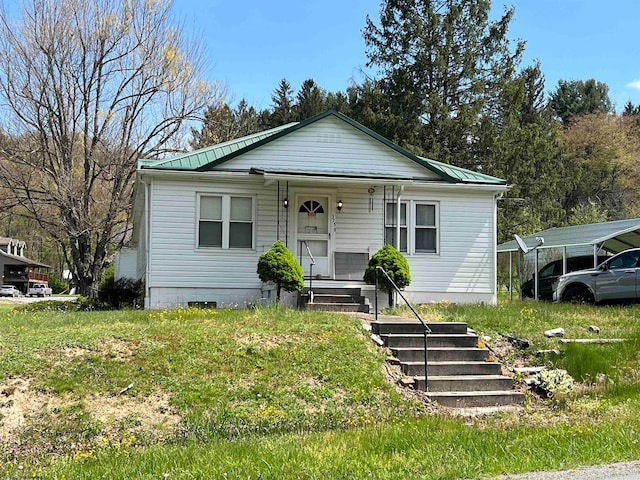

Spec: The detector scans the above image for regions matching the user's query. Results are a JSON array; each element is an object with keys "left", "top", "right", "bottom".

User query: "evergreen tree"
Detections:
[
  {"left": 485, "top": 64, "right": 565, "bottom": 242},
  {"left": 191, "top": 99, "right": 264, "bottom": 149},
  {"left": 295, "top": 79, "right": 326, "bottom": 121},
  {"left": 269, "top": 78, "right": 295, "bottom": 127},
  {"left": 363, "top": 0, "right": 524, "bottom": 166},
  {"left": 549, "top": 79, "right": 613, "bottom": 125}
]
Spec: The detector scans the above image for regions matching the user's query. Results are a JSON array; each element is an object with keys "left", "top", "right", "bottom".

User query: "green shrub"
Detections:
[
  {"left": 257, "top": 241, "right": 304, "bottom": 302},
  {"left": 531, "top": 368, "right": 574, "bottom": 398},
  {"left": 47, "top": 273, "right": 70, "bottom": 294},
  {"left": 364, "top": 244, "right": 411, "bottom": 307}
]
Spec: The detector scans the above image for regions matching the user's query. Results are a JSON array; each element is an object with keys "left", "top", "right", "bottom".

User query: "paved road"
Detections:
[
  {"left": 487, "top": 461, "right": 640, "bottom": 479},
  {"left": 0, "top": 295, "right": 76, "bottom": 305}
]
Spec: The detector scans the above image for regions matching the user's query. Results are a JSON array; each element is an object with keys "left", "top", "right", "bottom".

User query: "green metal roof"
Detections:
[
  {"left": 498, "top": 218, "right": 640, "bottom": 254},
  {"left": 417, "top": 156, "right": 506, "bottom": 185},
  {"left": 139, "top": 110, "right": 507, "bottom": 186},
  {"left": 138, "top": 122, "right": 296, "bottom": 171}
]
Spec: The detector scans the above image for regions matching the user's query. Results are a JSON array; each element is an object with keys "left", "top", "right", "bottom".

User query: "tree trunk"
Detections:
[{"left": 388, "top": 289, "right": 394, "bottom": 308}]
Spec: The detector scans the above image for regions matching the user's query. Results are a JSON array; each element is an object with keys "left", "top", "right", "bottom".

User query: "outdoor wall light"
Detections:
[
  {"left": 337, "top": 199, "right": 343, "bottom": 212},
  {"left": 283, "top": 198, "right": 289, "bottom": 209}
]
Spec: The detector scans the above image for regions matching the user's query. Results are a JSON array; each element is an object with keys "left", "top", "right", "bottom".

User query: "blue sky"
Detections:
[{"left": 172, "top": 0, "right": 640, "bottom": 112}]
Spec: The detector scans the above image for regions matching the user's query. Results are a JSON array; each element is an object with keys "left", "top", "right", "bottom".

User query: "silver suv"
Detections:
[{"left": 553, "top": 248, "right": 640, "bottom": 303}]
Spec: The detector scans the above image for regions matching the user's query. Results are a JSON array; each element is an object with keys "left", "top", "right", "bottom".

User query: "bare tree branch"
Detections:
[{"left": 0, "top": 0, "right": 218, "bottom": 296}]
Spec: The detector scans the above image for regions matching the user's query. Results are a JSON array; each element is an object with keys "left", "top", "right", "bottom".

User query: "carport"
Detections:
[{"left": 498, "top": 218, "right": 640, "bottom": 300}]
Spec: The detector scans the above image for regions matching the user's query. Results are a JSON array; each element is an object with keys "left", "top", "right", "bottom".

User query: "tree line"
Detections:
[{"left": 1, "top": 0, "right": 639, "bottom": 295}]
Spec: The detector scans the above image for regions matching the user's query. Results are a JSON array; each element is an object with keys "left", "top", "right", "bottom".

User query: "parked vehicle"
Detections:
[
  {"left": 553, "top": 248, "right": 640, "bottom": 303},
  {"left": 522, "top": 255, "right": 609, "bottom": 301},
  {"left": 28, "top": 283, "right": 52, "bottom": 297},
  {"left": 0, "top": 285, "right": 21, "bottom": 297}
]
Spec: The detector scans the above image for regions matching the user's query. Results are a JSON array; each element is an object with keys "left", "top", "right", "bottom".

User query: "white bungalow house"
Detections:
[{"left": 123, "top": 110, "right": 508, "bottom": 309}]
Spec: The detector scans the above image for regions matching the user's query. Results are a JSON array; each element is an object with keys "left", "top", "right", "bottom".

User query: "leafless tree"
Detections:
[{"left": 0, "top": 0, "right": 217, "bottom": 296}]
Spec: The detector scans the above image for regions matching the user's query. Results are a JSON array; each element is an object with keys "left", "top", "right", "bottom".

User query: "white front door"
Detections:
[{"left": 296, "top": 195, "right": 331, "bottom": 277}]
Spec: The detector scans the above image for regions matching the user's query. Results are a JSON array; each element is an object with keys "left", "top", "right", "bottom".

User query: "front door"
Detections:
[{"left": 296, "top": 195, "right": 331, "bottom": 278}]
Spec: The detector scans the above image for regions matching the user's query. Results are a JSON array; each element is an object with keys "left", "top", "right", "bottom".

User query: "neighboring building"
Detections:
[
  {"left": 121, "top": 110, "right": 508, "bottom": 309},
  {"left": 0, "top": 237, "right": 50, "bottom": 294}
]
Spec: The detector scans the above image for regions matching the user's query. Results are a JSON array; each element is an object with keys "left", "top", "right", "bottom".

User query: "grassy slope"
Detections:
[{"left": 0, "top": 301, "right": 639, "bottom": 478}]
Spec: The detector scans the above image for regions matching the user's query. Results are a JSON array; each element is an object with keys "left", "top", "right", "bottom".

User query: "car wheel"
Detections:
[{"left": 562, "top": 285, "right": 594, "bottom": 304}]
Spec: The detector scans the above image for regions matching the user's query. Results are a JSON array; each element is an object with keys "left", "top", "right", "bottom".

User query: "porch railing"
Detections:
[
  {"left": 299, "top": 240, "right": 316, "bottom": 303},
  {"left": 374, "top": 266, "right": 431, "bottom": 391}
]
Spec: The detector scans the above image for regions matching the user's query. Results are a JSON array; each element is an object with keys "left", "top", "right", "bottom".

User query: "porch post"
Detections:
[
  {"left": 396, "top": 186, "right": 404, "bottom": 250},
  {"left": 285, "top": 181, "right": 289, "bottom": 247},
  {"left": 277, "top": 181, "right": 281, "bottom": 242}
]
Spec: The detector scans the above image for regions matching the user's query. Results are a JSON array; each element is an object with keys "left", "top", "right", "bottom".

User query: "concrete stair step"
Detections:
[
  {"left": 391, "top": 347, "right": 489, "bottom": 362},
  {"left": 372, "top": 321, "right": 468, "bottom": 335},
  {"left": 305, "top": 302, "right": 369, "bottom": 313},
  {"left": 415, "top": 374, "right": 514, "bottom": 392},
  {"left": 312, "top": 294, "right": 367, "bottom": 304},
  {"left": 303, "top": 287, "right": 363, "bottom": 296},
  {"left": 382, "top": 333, "right": 478, "bottom": 348},
  {"left": 402, "top": 361, "right": 502, "bottom": 377},
  {"left": 425, "top": 390, "right": 525, "bottom": 408}
]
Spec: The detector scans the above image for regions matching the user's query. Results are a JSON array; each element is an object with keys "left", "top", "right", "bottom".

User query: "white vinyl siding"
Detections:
[
  {"left": 401, "top": 190, "right": 494, "bottom": 295},
  {"left": 220, "top": 116, "right": 440, "bottom": 180}
]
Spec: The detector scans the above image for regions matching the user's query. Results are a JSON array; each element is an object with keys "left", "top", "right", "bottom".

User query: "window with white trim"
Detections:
[
  {"left": 385, "top": 202, "right": 407, "bottom": 252},
  {"left": 198, "top": 194, "right": 254, "bottom": 249},
  {"left": 414, "top": 203, "right": 438, "bottom": 253}
]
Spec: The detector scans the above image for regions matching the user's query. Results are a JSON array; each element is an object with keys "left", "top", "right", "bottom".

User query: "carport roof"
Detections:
[{"left": 497, "top": 218, "right": 640, "bottom": 254}]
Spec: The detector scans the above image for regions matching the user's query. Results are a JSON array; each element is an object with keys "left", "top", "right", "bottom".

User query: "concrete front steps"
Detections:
[
  {"left": 371, "top": 319, "right": 524, "bottom": 408},
  {"left": 301, "top": 287, "right": 370, "bottom": 313}
]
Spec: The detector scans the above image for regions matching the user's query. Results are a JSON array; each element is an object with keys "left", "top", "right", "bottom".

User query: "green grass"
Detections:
[{"left": 1, "top": 300, "right": 640, "bottom": 478}]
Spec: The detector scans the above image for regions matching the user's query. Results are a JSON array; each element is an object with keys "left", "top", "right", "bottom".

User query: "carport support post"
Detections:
[
  {"left": 534, "top": 249, "right": 539, "bottom": 301},
  {"left": 518, "top": 251, "right": 523, "bottom": 300},
  {"left": 509, "top": 251, "right": 513, "bottom": 301}
]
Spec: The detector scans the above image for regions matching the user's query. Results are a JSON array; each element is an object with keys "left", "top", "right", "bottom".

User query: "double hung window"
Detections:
[
  {"left": 385, "top": 201, "right": 438, "bottom": 254},
  {"left": 198, "top": 195, "right": 253, "bottom": 249},
  {"left": 385, "top": 202, "right": 407, "bottom": 252}
]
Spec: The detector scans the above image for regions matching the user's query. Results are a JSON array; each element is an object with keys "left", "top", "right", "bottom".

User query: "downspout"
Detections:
[
  {"left": 493, "top": 192, "right": 502, "bottom": 304},
  {"left": 141, "top": 177, "right": 151, "bottom": 309}
]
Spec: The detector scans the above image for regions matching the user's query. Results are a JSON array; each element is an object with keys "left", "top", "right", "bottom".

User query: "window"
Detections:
[
  {"left": 608, "top": 250, "right": 640, "bottom": 269},
  {"left": 199, "top": 196, "right": 222, "bottom": 247},
  {"left": 385, "top": 201, "right": 439, "bottom": 254},
  {"left": 415, "top": 203, "right": 437, "bottom": 253},
  {"left": 198, "top": 194, "right": 253, "bottom": 249},
  {"left": 385, "top": 202, "right": 407, "bottom": 252}
]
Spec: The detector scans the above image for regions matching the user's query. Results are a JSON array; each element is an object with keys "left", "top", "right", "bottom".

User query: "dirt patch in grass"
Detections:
[
  {"left": 0, "top": 378, "right": 55, "bottom": 443},
  {"left": 86, "top": 391, "right": 181, "bottom": 438},
  {"left": 94, "top": 337, "right": 138, "bottom": 360},
  {"left": 0, "top": 377, "right": 180, "bottom": 456}
]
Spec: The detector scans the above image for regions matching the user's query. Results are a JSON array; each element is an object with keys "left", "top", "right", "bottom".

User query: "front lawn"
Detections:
[{"left": 0, "top": 300, "right": 639, "bottom": 478}]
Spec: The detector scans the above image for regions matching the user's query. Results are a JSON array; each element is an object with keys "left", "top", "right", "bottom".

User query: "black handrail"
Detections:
[
  {"left": 299, "top": 240, "right": 316, "bottom": 303},
  {"left": 374, "top": 266, "right": 431, "bottom": 391}
]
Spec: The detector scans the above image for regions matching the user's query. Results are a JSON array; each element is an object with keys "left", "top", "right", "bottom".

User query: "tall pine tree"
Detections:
[{"left": 363, "top": 0, "right": 524, "bottom": 167}]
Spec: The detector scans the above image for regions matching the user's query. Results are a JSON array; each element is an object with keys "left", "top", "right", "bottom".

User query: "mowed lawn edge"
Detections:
[{"left": 0, "top": 301, "right": 639, "bottom": 478}]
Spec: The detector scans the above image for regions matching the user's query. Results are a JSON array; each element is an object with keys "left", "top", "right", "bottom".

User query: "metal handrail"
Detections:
[
  {"left": 374, "top": 266, "right": 431, "bottom": 391},
  {"left": 299, "top": 241, "right": 316, "bottom": 303}
]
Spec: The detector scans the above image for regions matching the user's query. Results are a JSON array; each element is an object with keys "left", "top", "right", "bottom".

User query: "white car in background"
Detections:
[{"left": 0, "top": 285, "right": 21, "bottom": 297}]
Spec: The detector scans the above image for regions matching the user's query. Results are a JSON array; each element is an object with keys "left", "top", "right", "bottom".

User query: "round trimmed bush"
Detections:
[
  {"left": 364, "top": 244, "right": 411, "bottom": 307},
  {"left": 257, "top": 241, "right": 304, "bottom": 302}
]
